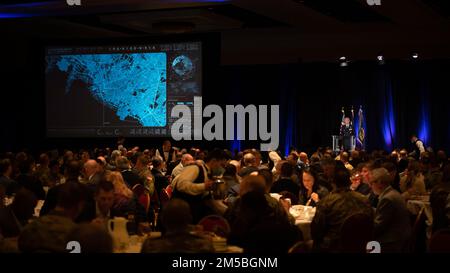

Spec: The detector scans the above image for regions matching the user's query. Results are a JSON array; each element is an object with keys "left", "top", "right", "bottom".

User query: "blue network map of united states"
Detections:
[{"left": 47, "top": 53, "right": 167, "bottom": 127}]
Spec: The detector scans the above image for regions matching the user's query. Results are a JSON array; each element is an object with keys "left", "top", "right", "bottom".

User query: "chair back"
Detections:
[
  {"left": 409, "top": 207, "right": 427, "bottom": 253},
  {"left": 339, "top": 212, "right": 374, "bottom": 253},
  {"left": 288, "top": 241, "right": 311, "bottom": 253},
  {"left": 159, "top": 186, "right": 171, "bottom": 209},
  {"left": 132, "top": 184, "right": 150, "bottom": 213},
  {"left": 198, "top": 215, "right": 231, "bottom": 238}
]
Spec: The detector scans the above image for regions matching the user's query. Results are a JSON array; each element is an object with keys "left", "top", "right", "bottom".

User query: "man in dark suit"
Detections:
[
  {"left": 81, "top": 160, "right": 103, "bottom": 185},
  {"left": 116, "top": 156, "right": 142, "bottom": 189},
  {"left": 15, "top": 159, "right": 46, "bottom": 200},
  {"left": 81, "top": 180, "right": 120, "bottom": 223},
  {"left": 151, "top": 159, "right": 169, "bottom": 205},
  {"left": 40, "top": 160, "right": 95, "bottom": 223},
  {"left": 370, "top": 168, "right": 412, "bottom": 253}
]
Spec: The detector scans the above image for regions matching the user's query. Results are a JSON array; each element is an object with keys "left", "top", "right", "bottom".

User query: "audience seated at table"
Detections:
[
  {"left": 18, "top": 182, "right": 85, "bottom": 252},
  {"left": 104, "top": 171, "right": 148, "bottom": 224},
  {"left": 0, "top": 188, "right": 37, "bottom": 238},
  {"left": 40, "top": 160, "right": 95, "bottom": 223},
  {"left": 430, "top": 164, "right": 450, "bottom": 233},
  {"left": 311, "top": 168, "right": 373, "bottom": 252},
  {"left": 0, "top": 158, "right": 18, "bottom": 197},
  {"left": 421, "top": 152, "right": 444, "bottom": 191},
  {"left": 239, "top": 152, "right": 260, "bottom": 177},
  {"left": 371, "top": 168, "right": 412, "bottom": 253},
  {"left": 400, "top": 160, "right": 426, "bottom": 200},
  {"left": 270, "top": 161, "right": 300, "bottom": 198},
  {"left": 222, "top": 163, "right": 240, "bottom": 196},
  {"left": 349, "top": 169, "right": 371, "bottom": 195},
  {"left": 227, "top": 175, "right": 301, "bottom": 253},
  {"left": 171, "top": 149, "right": 228, "bottom": 224},
  {"left": 1, "top": 142, "right": 449, "bottom": 253},
  {"left": 141, "top": 198, "right": 213, "bottom": 253},
  {"left": 66, "top": 223, "right": 113, "bottom": 253},
  {"left": 116, "top": 156, "right": 143, "bottom": 189},
  {"left": 133, "top": 153, "right": 155, "bottom": 195},
  {"left": 15, "top": 159, "right": 46, "bottom": 200},
  {"left": 382, "top": 161, "right": 401, "bottom": 192},
  {"left": 82, "top": 180, "right": 121, "bottom": 223},
  {"left": 298, "top": 169, "right": 329, "bottom": 207}
]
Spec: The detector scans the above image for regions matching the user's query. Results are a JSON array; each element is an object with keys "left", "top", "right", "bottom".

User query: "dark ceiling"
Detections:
[{"left": 1, "top": 0, "right": 450, "bottom": 64}]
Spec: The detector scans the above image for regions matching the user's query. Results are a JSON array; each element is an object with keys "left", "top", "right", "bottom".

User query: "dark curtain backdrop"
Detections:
[
  {"left": 1, "top": 52, "right": 449, "bottom": 155},
  {"left": 212, "top": 61, "right": 450, "bottom": 155}
]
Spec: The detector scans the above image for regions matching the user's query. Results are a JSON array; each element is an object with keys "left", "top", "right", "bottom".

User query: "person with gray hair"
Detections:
[
  {"left": 369, "top": 168, "right": 412, "bottom": 253},
  {"left": 116, "top": 156, "right": 142, "bottom": 188},
  {"left": 81, "top": 159, "right": 101, "bottom": 185}
]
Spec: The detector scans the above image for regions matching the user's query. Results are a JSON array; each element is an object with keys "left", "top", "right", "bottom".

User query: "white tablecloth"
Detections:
[
  {"left": 407, "top": 198, "right": 433, "bottom": 239},
  {"left": 407, "top": 199, "right": 432, "bottom": 223},
  {"left": 290, "top": 205, "right": 315, "bottom": 241}
]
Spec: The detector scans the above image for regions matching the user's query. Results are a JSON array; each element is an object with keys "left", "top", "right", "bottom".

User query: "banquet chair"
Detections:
[
  {"left": 198, "top": 215, "right": 231, "bottom": 238},
  {"left": 159, "top": 187, "right": 171, "bottom": 209},
  {"left": 429, "top": 228, "right": 450, "bottom": 253},
  {"left": 132, "top": 184, "right": 150, "bottom": 213},
  {"left": 338, "top": 212, "right": 374, "bottom": 253},
  {"left": 409, "top": 207, "right": 427, "bottom": 253},
  {"left": 165, "top": 184, "right": 173, "bottom": 198},
  {"left": 288, "top": 240, "right": 312, "bottom": 253}
]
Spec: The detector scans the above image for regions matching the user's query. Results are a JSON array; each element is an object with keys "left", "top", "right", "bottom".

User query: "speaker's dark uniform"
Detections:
[{"left": 340, "top": 124, "right": 354, "bottom": 151}]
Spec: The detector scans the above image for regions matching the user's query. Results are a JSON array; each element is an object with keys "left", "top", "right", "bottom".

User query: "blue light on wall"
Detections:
[
  {"left": 0, "top": 1, "right": 48, "bottom": 18},
  {"left": 284, "top": 115, "right": 294, "bottom": 157},
  {"left": 0, "top": 13, "right": 33, "bottom": 18},
  {"left": 381, "top": 81, "right": 396, "bottom": 151},
  {"left": 230, "top": 140, "right": 241, "bottom": 154},
  {"left": 418, "top": 84, "right": 430, "bottom": 146}
]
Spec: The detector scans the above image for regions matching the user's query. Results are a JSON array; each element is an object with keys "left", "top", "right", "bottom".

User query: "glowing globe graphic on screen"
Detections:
[{"left": 172, "top": 55, "right": 193, "bottom": 77}]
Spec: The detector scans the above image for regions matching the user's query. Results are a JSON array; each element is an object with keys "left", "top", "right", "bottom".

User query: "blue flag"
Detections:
[{"left": 356, "top": 106, "right": 366, "bottom": 150}]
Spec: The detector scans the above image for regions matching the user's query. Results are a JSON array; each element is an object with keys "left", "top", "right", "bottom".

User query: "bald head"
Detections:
[
  {"left": 243, "top": 153, "right": 256, "bottom": 167},
  {"left": 341, "top": 152, "right": 349, "bottom": 162},
  {"left": 299, "top": 152, "right": 308, "bottom": 163},
  {"left": 228, "top": 160, "right": 241, "bottom": 173},
  {"left": 97, "top": 156, "right": 106, "bottom": 165},
  {"left": 84, "top": 160, "right": 98, "bottom": 178},
  {"left": 181, "top": 154, "right": 194, "bottom": 166}
]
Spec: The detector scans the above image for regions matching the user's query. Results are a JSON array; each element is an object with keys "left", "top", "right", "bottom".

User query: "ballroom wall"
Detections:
[{"left": 1, "top": 38, "right": 449, "bottom": 155}]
